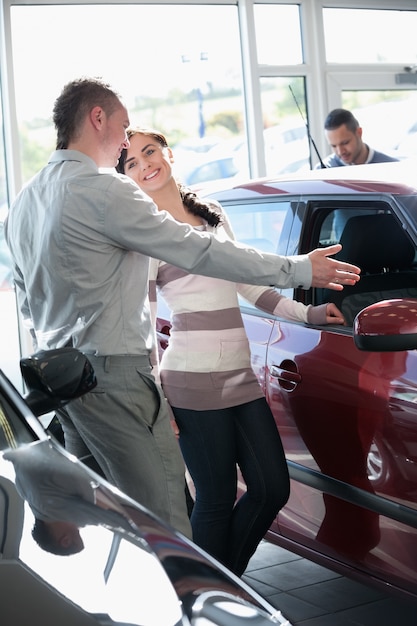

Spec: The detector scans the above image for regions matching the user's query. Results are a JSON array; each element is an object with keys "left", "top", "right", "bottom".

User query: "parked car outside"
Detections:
[
  {"left": 172, "top": 121, "right": 311, "bottom": 188},
  {"left": 180, "top": 154, "right": 241, "bottom": 187},
  {"left": 156, "top": 159, "right": 417, "bottom": 602},
  {"left": 0, "top": 347, "right": 292, "bottom": 625},
  {"left": 262, "top": 122, "right": 310, "bottom": 176},
  {"left": 171, "top": 137, "right": 242, "bottom": 187}
]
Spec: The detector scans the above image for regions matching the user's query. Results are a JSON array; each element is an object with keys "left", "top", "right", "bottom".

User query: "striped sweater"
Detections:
[{"left": 149, "top": 204, "right": 328, "bottom": 411}]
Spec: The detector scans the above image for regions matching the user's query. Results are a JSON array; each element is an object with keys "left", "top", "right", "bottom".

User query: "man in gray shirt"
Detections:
[{"left": 5, "top": 78, "right": 360, "bottom": 538}]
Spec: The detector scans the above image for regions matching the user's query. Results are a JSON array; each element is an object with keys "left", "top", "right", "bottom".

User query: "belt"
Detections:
[{"left": 84, "top": 354, "right": 151, "bottom": 371}]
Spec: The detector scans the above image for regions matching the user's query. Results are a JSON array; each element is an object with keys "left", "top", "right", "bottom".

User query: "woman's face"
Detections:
[{"left": 122, "top": 133, "right": 174, "bottom": 194}]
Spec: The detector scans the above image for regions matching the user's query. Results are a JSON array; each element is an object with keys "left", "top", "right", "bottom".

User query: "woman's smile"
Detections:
[{"left": 144, "top": 168, "right": 160, "bottom": 181}]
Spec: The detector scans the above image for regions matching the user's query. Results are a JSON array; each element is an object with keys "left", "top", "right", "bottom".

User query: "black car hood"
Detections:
[{"left": 0, "top": 437, "right": 289, "bottom": 626}]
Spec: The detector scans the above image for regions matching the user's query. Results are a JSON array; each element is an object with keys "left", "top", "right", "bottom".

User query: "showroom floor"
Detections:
[{"left": 243, "top": 540, "right": 417, "bottom": 625}]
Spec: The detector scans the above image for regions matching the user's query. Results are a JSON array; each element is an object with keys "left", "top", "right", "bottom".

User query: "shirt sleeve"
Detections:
[
  {"left": 220, "top": 207, "right": 330, "bottom": 325},
  {"left": 12, "top": 264, "right": 38, "bottom": 347},
  {"left": 105, "top": 174, "right": 312, "bottom": 290},
  {"left": 219, "top": 207, "right": 310, "bottom": 323}
]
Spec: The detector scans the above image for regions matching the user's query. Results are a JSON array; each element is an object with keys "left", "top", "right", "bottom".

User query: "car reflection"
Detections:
[
  {"left": 4, "top": 443, "right": 139, "bottom": 555},
  {"left": 1, "top": 436, "right": 289, "bottom": 625},
  {"left": 281, "top": 332, "right": 408, "bottom": 559}
]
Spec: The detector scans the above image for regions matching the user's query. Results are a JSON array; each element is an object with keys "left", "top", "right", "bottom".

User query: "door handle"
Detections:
[{"left": 270, "top": 361, "right": 301, "bottom": 391}]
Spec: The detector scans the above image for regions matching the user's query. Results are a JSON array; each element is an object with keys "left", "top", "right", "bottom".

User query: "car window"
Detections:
[
  {"left": 319, "top": 207, "right": 387, "bottom": 246},
  {"left": 312, "top": 204, "right": 417, "bottom": 325},
  {"left": 224, "top": 200, "right": 295, "bottom": 255},
  {"left": 222, "top": 199, "right": 297, "bottom": 310}
]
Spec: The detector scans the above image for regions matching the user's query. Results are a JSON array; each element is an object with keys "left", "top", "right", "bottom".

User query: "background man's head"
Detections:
[{"left": 324, "top": 108, "right": 366, "bottom": 165}]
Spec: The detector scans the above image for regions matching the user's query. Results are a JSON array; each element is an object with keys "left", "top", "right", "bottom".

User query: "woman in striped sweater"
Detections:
[{"left": 117, "top": 128, "right": 345, "bottom": 575}]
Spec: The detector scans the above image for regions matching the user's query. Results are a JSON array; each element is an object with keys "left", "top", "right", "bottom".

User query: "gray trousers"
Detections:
[{"left": 57, "top": 354, "right": 191, "bottom": 538}]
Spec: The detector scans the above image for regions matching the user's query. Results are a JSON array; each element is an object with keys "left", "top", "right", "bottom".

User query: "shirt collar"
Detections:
[
  {"left": 365, "top": 146, "right": 374, "bottom": 164},
  {"left": 48, "top": 149, "right": 99, "bottom": 171}
]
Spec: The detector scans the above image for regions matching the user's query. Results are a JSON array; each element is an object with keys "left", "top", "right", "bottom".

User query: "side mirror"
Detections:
[
  {"left": 20, "top": 348, "right": 97, "bottom": 416},
  {"left": 353, "top": 298, "right": 417, "bottom": 352}
]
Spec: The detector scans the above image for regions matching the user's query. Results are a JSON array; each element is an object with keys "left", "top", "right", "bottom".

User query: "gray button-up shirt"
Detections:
[{"left": 5, "top": 150, "right": 311, "bottom": 356}]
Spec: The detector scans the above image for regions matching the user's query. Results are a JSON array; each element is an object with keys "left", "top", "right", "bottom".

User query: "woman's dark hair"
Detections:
[
  {"left": 116, "top": 127, "right": 223, "bottom": 228},
  {"left": 53, "top": 77, "right": 122, "bottom": 150}
]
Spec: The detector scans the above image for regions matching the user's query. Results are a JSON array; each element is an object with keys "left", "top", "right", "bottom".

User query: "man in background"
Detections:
[{"left": 318, "top": 108, "right": 399, "bottom": 168}]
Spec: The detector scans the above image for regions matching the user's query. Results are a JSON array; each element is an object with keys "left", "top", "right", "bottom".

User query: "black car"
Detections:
[{"left": 0, "top": 347, "right": 291, "bottom": 625}]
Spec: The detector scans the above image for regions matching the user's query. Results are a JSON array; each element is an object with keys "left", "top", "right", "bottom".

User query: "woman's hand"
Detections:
[
  {"left": 170, "top": 417, "right": 180, "bottom": 439},
  {"left": 325, "top": 302, "right": 346, "bottom": 325}
]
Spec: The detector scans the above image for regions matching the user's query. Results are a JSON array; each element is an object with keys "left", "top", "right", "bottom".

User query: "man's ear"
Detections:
[
  {"left": 59, "top": 531, "right": 73, "bottom": 548},
  {"left": 90, "top": 106, "right": 104, "bottom": 131}
]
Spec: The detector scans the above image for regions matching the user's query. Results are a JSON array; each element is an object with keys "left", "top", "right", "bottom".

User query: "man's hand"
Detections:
[{"left": 309, "top": 244, "right": 360, "bottom": 290}]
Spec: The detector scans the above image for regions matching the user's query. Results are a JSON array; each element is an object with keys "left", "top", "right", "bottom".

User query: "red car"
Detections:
[{"left": 156, "top": 160, "right": 417, "bottom": 602}]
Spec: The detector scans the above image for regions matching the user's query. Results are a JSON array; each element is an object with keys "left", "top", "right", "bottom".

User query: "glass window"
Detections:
[
  {"left": 323, "top": 8, "right": 417, "bottom": 64},
  {"left": 254, "top": 4, "right": 303, "bottom": 65},
  {"left": 260, "top": 76, "right": 311, "bottom": 176},
  {"left": 223, "top": 200, "right": 292, "bottom": 254},
  {"left": 223, "top": 199, "right": 296, "bottom": 307},
  {"left": 0, "top": 146, "right": 11, "bottom": 289},
  {"left": 340, "top": 91, "right": 417, "bottom": 157},
  {"left": 10, "top": 4, "right": 245, "bottom": 186},
  {"left": 0, "top": 86, "right": 21, "bottom": 388},
  {"left": 0, "top": 111, "right": 7, "bottom": 216},
  {"left": 183, "top": 156, "right": 240, "bottom": 186}
]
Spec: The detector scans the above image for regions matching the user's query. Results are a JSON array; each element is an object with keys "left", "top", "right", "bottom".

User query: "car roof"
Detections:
[{"left": 199, "top": 158, "right": 417, "bottom": 200}]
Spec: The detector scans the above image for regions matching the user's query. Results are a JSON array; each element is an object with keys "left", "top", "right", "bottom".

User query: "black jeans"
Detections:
[{"left": 173, "top": 397, "right": 290, "bottom": 576}]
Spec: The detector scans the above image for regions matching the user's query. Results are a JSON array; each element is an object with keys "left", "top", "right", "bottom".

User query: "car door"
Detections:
[
  {"left": 225, "top": 194, "right": 417, "bottom": 598},
  {"left": 274, "top": 198, "right": 417, "bottom": 593}
]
